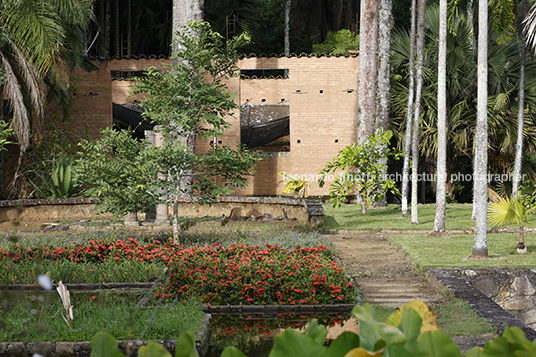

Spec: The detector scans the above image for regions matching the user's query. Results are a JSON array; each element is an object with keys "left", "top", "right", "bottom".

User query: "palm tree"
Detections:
[
  {"left": 411, "top": 0, "right": 426, "bottom": 224},
  {"left": 513, "top": 0, "right": 529, "bottom": 197},
  {"left": 392, "top": 6, "right": 536, "bottom": 206},
  {"left": 472, "top": 0, "right": 488, "bottom": 258},
  {"left": 489, "top": 195, "right": 533, "bottom": 252},
  {"left": 357, "top": 0, "right": 378, "bottom": 145},
  {"left": 400, "top": 0, "right": 417, "bottom": 218},
  {"left": 433, "top": 0, "right": 448, "bottom": 232},
  {"left": 0, "top": 0, "right": 93, "bottom": 152}
]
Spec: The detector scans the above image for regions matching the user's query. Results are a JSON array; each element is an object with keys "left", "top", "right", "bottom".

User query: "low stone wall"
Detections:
[
  {"left": 430, "top": 268, "right": 536, "bottom": 338},
  {"left": 169, "top": 196, "right": 324, "bottom": 226},
  {"left": 0, "top": 198, "right": 114, "bottom": 222},
  {"left": 0, "top": 197, "right": 324, "bottom": 226},
  {"left": 460, "top": 268, "right": 536, "bottom": 330}
]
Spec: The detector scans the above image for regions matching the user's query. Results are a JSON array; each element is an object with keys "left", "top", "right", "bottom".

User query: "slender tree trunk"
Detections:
[
  {"left": 401, "top": 0, "right": 417, "bottom": 218},
  {"left": 357, "top": 0, "right": 379, "bottom": 145},
  {"left": 376, "top": 0, "right": 392, "bottom": 132},
  {"left": 172, "top": 0, "right": 203, "bottom": 62},
  {"left": 375, "top": 0, "right": 393, "bottom": 208},
  {"left": 434, "top": 0, "right": 448, "bottom": 232},
  {"left": 513, "top": 0, "right": 528, "bottom": 198},
  {"left": 411, "top": 0, "right": 426, "bottom": 224},
  {"left": 114, "top": 0, "right": 120, "bottom": 58},
  {"left": 127, "top": 0, "right": 131, "bottom": 56},
  {"left": 104, "top": 0, "right": 111, "bottom": 59},
  {"left": 472, "top": 0, "right": 488, "bottom": 258},
  {"left": 285, "top": 0, "right": 291, "bottom": 56}
]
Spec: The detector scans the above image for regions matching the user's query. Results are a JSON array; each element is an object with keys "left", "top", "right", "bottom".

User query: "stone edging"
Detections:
[
  {"left": 203, "top": 304, "right": 356, "bottom": 315},
  {"left": 4, "top": 283, "right": 155, "bottom": 291},
  {"left": 0, "top": 198, "right": 97, "bottom": 207},
  {"left": 0, "top": 314, "right": 211, "bottom": 357},
  {"left": 429, "top": 268, "right": 536, "bottom": 340}
]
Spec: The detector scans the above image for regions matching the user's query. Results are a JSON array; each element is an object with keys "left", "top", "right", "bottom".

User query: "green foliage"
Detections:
[
  {"left": 28, "top": 154, "right": 83, "bottom": 198},
  {"left": 130, "top": 21, "right": 249, "bottom": 140},
  {"left": 0, "top": 120, "right": 14, "bottom": 150},
  {"left": 488, "top": 191, "right": 536, "bottom": 249},
  {"left": 75, "top": 128, "right": 161, "bottom": 219},
  {"left": 86, "top": 299, "right": 530, "bottom": 357},
  {"left": 128, "top": 21, "right": 261, "bottom": 237},
  {"left": 312, "top": 29, "right": 359, "bottom": 55},
  {"left": 319, "top": 131, "right": 402, "bottom": 213},
  {"left": 278, "top": 172, "right": 310, "bottom": 197}
]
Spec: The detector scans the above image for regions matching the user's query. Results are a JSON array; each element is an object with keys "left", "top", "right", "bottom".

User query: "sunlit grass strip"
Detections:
[
  {"left": 323, "top": 203, "right": 477, "bottom": 231},
  {"left": 390, "top": 233, "right": 536, "bottom": 268}
]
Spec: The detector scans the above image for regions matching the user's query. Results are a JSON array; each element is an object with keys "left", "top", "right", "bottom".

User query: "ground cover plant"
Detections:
[
  {"left": 0, "top": 227, "right": 357, "bottom": 307},
  {"left": 0, "top": 290, "right": 204, "bottom": 342}
]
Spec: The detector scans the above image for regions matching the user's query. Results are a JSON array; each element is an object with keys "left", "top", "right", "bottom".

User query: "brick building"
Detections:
[{"left": 68, "top": 54, "right": 359, "bottom": 196}]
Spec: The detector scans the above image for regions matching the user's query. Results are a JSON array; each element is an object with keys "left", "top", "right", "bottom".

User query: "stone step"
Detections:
[
  {"left": 365, "top": 297, "right": 429, "bottom": 307},
  {"left": 356, "top": 282, "right": 424, "bottom": 288},
  {"left": 359, "top": 287, "right": 423, "bottom": 294}
]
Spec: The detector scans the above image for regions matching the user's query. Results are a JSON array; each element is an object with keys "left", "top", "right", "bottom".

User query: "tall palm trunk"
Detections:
[
  {"left": 357, "top": 0, "right": 379, "bottom": 145},
  {"left": 472, "top": 0, "right": 488, "bottom": 258},
  {"left": 513, "top": 0, "right": 528, "bottom": 198},
  {"left": 169, "top": 0, "right": 204, "bottom": 241},
  {"left": 433, "top": 0, "right": 448, "bottom": 232},
  {"left": 285, "top": 0, "right": 291, "bottom": 56},
  {"left": 376, "top": 0, "right": 393, "bottom": 206},
  {"left": 401, "top": 0, "right": 417, "bottom": 218},
  {"left": 411, "top": 0, "right": 426, "bottom": 224}
]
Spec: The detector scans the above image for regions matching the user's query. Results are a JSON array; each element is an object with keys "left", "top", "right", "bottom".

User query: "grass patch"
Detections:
[
  {"left": 371, "top": 299, "right": 496, "bottom": 339},
  {"left": 0, "top": 290, "right": 204, "bottom": 342},
  {"left": 433, "top": 299, "right": 497, "bottom": 337},
  {"left": 323, "top": 203, "right": 476, "bottom": 231},
  {"left": 390, "top": 233, "right": 536, "bottom": 268},
  {"left": 0, "top": 259, "right": 166, "bottom": 284}
]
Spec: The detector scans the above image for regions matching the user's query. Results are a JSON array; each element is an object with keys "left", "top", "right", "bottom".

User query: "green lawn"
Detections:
[
  {"left": 390, "top": 232, "right": 536, "bottom": 269},
  {"left": 0, "top": 291, "right": 204, "bottom": 342},
  {"left": 323, "top": 203, "right": 477, "bottom": 231}
]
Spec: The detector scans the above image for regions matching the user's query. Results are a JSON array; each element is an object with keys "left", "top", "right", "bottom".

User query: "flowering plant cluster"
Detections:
[
  {"left": 0, "top": 238, "right": 178, "bottom": 264},
  {"left": 1, "top": 239, "right": 357, "bottom": 306},
  {"left": 159, "top": 243, "right": 357, "bottom": 305}
]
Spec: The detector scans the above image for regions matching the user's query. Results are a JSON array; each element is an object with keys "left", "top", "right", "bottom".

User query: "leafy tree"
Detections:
[
  {"left": 319, "top": 131, "right": 401, "bottom": 214},
  {"left": 311, "top": 29, "right": 359, "bottom": 55},
  {"left": 76, "top": 128, "right": 161, "bottom": 222},
  {"left": 130, "top": 21, "right": 261, "bottom": 240}
]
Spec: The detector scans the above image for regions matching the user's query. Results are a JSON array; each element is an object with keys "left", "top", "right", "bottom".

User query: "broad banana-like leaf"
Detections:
[
  {"left": 175, "top": 331, "right": 199, "bottom": 357},
  {"left": 344, "top": 347, "right": 383, "bottom": 357},
  {"left": 413, "top": 331, "right": 462, "bottom": 357},
  {"left": 304, "top": 319, "right": 328, "bottom": 346},
  {"left": 328, "top": 331, "right": 360, "bottom": 357},
  {"left": 385, "top": 301, "right": 439, "bottom": 335},
  {"left": 138, "top": 341, "right": 172, "bottom": 357},
  {"left": 351, "top": 305, "right": 406, "bottom": 352},
  {"left": 269, "top": 328, "right": 330, "bottom": 357},
  {"left": 220, "top": 347, "right": 248, "bottom": 357},
  {"left": 89, "top": 331, "right": 123, "bottom": 357},
  {"left": 502, "top": 326, "right": 536, "bottom": 354},
  {"left": 464, "top": 347, "right": 484, "bottom": 357}
]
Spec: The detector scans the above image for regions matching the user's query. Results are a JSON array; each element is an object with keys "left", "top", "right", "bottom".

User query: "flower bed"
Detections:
[
  {"left": 0, "top": 238, "right": 358, "bottom": 306},
  {"left": 160, "top": 243, "right": 357, "bottom": 306}
]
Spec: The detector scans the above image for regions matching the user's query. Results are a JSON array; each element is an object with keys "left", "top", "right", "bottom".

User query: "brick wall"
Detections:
[{"left": 67, "top": 55, "right": 359, "bottom": 196}]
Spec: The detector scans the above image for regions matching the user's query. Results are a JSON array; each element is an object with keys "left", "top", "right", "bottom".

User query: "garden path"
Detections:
[{"left": 329, "top": 232, "right": 446, "bottom": 308}]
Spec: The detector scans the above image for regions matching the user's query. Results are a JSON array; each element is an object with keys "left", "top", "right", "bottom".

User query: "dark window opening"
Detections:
[
  {"left": 240, "top": 69, "right": 289, "bottom": 79},
  {"left": 111, "top": 70, "right": 149, "bottom": 80}
]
